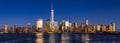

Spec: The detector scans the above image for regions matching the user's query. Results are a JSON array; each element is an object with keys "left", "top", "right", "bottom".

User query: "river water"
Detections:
[{"left": 0, "top": 33, "right": 120, "bottom": 43}]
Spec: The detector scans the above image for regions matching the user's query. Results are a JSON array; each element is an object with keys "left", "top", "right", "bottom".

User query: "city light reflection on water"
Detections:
[
  {"left": 35, "top": 33, "right": 43, "bottom": 43},
  {"left": 81, "top": 34, "right": 90, "bottom": 43},
  {"left": 1, "top": 34, "right": 120, "bottom": 43}
]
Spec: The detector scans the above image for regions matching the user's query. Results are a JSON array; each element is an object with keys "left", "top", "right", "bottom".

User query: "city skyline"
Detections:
[{"left": 0, "top": 0, "right": 120, "bottom": 31}]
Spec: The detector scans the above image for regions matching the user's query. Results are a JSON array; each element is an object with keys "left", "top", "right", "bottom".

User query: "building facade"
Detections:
[{"left": 37, "top": 19, "right": 43, "bottom": 29}]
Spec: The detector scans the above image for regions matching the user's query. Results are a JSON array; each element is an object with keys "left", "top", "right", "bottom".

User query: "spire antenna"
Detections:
[{"left": 51, "top": 2, "right": 53, "bottom": 10}]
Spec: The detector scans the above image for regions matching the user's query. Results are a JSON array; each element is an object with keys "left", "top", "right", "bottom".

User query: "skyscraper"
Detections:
[
  {"left": 4, "top": 24, "right": 9, "bottom": 33},
  {"left": 109, "top": 23, "right": 116, "bottom": 32},
  {"left": 97, "top": 24, "right": 101, "bottom": 32},
  {"left": 14, "top": 24, "right": 18, "bottom": 33},
  {"left": 65, "top": 20, "right": 69, "bottom": 29},
  {"left": 37, "top": 19, "right": 43, "bottom": 29},
  {"left": 50, "top": 3, "right": 54, "bottom": 29},
  {"left": 112, "top": 23, "right": 115, "bottom": 32}
]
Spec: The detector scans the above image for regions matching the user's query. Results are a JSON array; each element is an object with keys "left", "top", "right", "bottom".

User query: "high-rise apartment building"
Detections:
[
  {"left": 112, "top": 23, "right": 115, "bottom": 32},
  {"left": 37, "top": 19, "right": 43, "bottom": 29},
  {"left": 4, "top": 24, "right": 9, "bottom": 33},
  {"left": 97, "top": 24, "right": 101, "bottom": 32}
]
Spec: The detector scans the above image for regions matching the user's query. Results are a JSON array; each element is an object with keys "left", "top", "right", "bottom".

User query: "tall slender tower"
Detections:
[{"left": 50, "top": 3, "right": 54, "bottom": 28}]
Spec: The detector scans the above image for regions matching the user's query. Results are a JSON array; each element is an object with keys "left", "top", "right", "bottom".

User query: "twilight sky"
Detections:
[{"left": 0, "top": 0, "right": 120, "bottom": 31}]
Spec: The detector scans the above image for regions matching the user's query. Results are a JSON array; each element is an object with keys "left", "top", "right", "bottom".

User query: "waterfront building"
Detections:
[
  {"left": 101, "top": 25, "right": 107, "bottom": 32},
  {"left": 65, "top": 20, "right": 69, "bottom": 28},
  {"left": 45, "top": 19, "right": 52, "bottom": 32},
  {"left": 108, "top": 24, "right": 112, "bottom": 32},
  {"left": 32, "top": 25, "right": 37, "bottom": 33},
  {"left": 69, "top": 23, "right": 72, "bottom": 32},
  {"left": 81, "top": 23, "right": 85, "bottom": 33},
  {"left": 9, "top": 27, "right": 13, "bottom": 33},
  {"left": 36, "top": 19, "right": 43, "bottom": 32},
  {"left": 14, "top": 24, "right": 18, "bottom": 33},
  {"left": 74, "top": 22, "right": 79, "bottom": 29},
  {"left": 59, "top": 23, "right": 62, "bottom": 32},
  {"left": 88, "top": 25, "right": 95, "bottom": 33},
  {"left": 46, "top": 19, "right": 50, "bottom": 24},
  {"left": 37, "top": 19, "right": 43, "bottom": 29},
  {"left": 83, "top": 19, "right": 90, "bottom": 33},
  {"left": 97, "top": 24, "right": 101, "bottom": 32},
  {"left": 24, "top": 27, "right": 29, "bottom": 33},
  {"left": 53, "top": 21, "right": 59, "bottom": 32},
  {"left": 93, "top": 25, "right": 96, "bottom": 33},
  {"left": 84, "top": 25, "right": 89, "bottom": 33},
  {"left": 73, "top": 22, "right": 81, "bottom": 33},
  {"left": 65, "top": 19, "right": 70, "bottom": 32},
  {"left": 0, "top": 29, "right": 3, "bottom": 33},
  {"left": 108, "top": 23, "right": 116, "bottom": 32},
  {"left": 81, "top": 23, "right": 85, "bottom": 29},
  {"left": 60, "top": 21, "right": 65, "bottom": 32},
  {"left": 46, "top": 19, "right": 51, "bottom": 28},
  {"left": 112, "top": 23, "right": 115, "bottom": 32},
  {"left": 81, "top": 23, "right": 89, "bottom": 33},
  {"left": 4, "top": 24, "right": 9, "bottom": 33}
]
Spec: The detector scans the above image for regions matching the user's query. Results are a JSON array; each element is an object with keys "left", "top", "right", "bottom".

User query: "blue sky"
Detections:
[{"left": 0, "top": 0, "right": 120, "bottom": 31}]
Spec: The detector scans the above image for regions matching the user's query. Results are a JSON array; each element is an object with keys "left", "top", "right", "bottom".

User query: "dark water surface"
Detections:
[{"left": 0, "top": 33, "right": 120, "bottom": 43}]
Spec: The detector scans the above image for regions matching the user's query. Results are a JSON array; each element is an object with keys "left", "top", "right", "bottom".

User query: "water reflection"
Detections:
[
  {"left": 61, "top": 34, "right": 71, "bottom": 43},
  {"left": 112, "top": 41, "right": 115, "bottom": 43},
  {"left": 4, "top": 41, "right": 8, "bottom": 43},
  {"left": 81, "top": 34, "right": 90, "bottom": 43},
  {"left": 35, "top": 34, "right": 119, "bottom": 43},
  {"left": 48, "top": 34, "right": 56, "bottom": 43},
  {"left": 2, "top": 34, "right": 120, "bottom": 43},
  {"left": 35, "top": 33, "right": 43, "bottom": 43}
]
